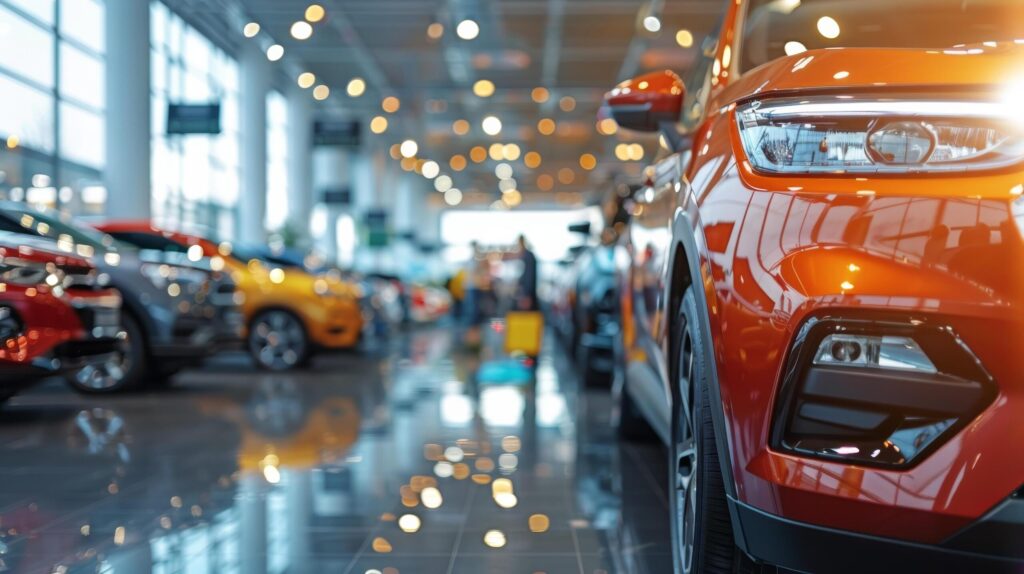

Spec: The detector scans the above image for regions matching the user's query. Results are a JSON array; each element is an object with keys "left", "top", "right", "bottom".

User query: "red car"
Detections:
[
  {"left": 0, "top": 233, "right": 122, "bottom": 401},
  {"left": 603, "top": 1, "right": 1024, "bottom": 572}
]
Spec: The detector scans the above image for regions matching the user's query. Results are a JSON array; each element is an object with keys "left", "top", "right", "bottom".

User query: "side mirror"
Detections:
[
  {"left": 568, "top": 222, "right": 591, "bottom": 235},
  {"left": 603, "top": 70, "right": 684, "bottom": 133}
]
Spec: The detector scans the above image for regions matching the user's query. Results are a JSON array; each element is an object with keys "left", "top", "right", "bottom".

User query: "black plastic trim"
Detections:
[
  {"left": 771, "top": 314, "right": 996, "bottom": 469},
  {"left": 731, "top": 498, "right": 1024, "bottom": 574}
]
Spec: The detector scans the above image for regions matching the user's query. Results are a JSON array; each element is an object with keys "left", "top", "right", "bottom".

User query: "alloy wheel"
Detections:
[
  {"left": 74, "top": 337, "right": 132, "bottom": 390},
  {"left": 250, "top": 311, "right": 306, "bottom": 370},
  {"left": 674, "top": 320, "right": 698, "bottom": 574}
]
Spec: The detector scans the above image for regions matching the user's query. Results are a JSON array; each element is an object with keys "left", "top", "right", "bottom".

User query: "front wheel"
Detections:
[
  {"left": 66, "top": 313, "right": 145, "bottom": 394},
  {"left": 248, "top": 310, "right": 310, "bottom": 371},
  {"left": 670, "top": 287, "right": 759, "bottom": 574}
]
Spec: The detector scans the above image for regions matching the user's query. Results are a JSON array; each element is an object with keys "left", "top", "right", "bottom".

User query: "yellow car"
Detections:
[{"left": 96, "top": 222, "right": 363, "bottom": 370}]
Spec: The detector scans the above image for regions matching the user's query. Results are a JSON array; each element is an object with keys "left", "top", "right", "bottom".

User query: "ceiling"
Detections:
[{"left": 165, "top": 0, "right": 727, "bottom": 207}]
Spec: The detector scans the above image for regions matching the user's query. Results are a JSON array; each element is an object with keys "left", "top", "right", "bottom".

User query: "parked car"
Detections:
[
  {"left": 603, "top": 1, "right": 1024, "bottom": 572},
  {"left": 93, "top": 222, "right": 363, "bottom": 370},
  {"left": 0, "top": 232, "right": 122, "bottom": 402},
  {"left": 0, "top": 204, "right": 242, "bottom": 392}
]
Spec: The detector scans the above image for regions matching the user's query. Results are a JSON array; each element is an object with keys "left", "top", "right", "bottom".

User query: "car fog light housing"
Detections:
[
  {"left": 814, "top": 334, "right": 936, "bottom": 373},
  {"left": 772, "top": 317, "right": 995, "bottom": 468}
]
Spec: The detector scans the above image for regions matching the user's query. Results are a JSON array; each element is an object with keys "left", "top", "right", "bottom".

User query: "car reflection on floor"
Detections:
[{"left": 0, "top": 327, "right": 669, "bottom": 573}]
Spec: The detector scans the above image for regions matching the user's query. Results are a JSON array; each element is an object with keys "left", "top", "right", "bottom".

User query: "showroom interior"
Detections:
[{"left": 1, "top": 0, "right": 1023, "bottom": 572}]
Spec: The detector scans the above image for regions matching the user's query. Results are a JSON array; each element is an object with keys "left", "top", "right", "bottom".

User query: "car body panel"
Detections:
[
  {"left": 94, "top": 222, "right": 363, "bottom": 349},
  {"left": 614, "top": 2, "right": 1024, "bottom": 549}
]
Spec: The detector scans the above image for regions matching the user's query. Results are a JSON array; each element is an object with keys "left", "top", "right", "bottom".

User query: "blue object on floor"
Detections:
[{"left": 477, "top": 358, "right": 533, "bottom": 385}]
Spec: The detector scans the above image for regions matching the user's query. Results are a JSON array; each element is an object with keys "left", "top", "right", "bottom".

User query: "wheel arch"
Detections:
[{"left": 667, "top": 211, "right": 740, "bottom": 509}]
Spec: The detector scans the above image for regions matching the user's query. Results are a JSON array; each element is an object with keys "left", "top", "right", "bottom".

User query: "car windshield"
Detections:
[
  {"left": 741, "top": 0, "right": 1024, "bottom": 71},
  {"left": 0, "top": 207, "right": 127, "bottom": 254}
]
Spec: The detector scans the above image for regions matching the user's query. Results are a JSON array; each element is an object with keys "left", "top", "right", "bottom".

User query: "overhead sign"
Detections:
[
  {"left": 322, "top": 187, "right": 352, "bottom": 206},
  {"left": 167, "top": 103, "right": 221, "bottom": 135},
  {"left": 364, "top": 209, "right": 389, "bottom": 248},
  {"left": 314, "top": 120, "right": 361, "bottom": 147}
]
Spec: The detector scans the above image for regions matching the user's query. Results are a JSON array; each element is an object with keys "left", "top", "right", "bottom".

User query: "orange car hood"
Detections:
[{"left": 725, "top": 43, "right": 1024, "bottom": 101}]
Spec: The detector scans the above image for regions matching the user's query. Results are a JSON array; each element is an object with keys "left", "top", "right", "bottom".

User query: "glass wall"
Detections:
[
  {"left": 150, "top": 0, "right": 240, "bottom": 239},
  {"left": 0, "top": 0, "right": 106, "bottom": 210},
  {"left": 266, "top": 90, "right": 289, "bottom": 233}
]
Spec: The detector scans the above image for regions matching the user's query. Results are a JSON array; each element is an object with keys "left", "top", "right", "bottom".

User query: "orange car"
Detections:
[
  {"left": 603, "top": 1, "right": 1024, "bottom": 572},
  {"left": 95, "top": 222, "right": 362, "bottom": 370}
]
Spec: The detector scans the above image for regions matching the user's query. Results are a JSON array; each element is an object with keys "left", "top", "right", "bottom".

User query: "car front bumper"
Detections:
[{"left": 733, "top": 492, "right": 1024, "bottom": 574}]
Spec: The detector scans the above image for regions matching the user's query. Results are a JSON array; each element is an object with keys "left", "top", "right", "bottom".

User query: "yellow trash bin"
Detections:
[{"left": 505, "top": 311, "right": 544, "bottom": 356}]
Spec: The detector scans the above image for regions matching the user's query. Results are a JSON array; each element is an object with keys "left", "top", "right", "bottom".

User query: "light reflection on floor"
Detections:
[{"left": 0, "top": 326, "right": 670, "bottom": 574}]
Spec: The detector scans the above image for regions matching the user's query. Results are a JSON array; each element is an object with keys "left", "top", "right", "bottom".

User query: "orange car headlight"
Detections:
[{"left": 735, "top": 97, "right": 1024, "bottom": 174}]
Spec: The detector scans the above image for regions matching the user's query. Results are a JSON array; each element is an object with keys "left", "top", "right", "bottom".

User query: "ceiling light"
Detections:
[
  {"left": 470, "top": 146, "right": 487, "bottom": 163},
  {"left": 489, "top": 143, "right": 504, "bottom": 161},
  {"left": 400, "top": 139, "right": 418, "bottom": 158},
  {"left": 558, "top": 168, "right": 575, "bottom": 184},
  {"left": 559, "top": 97, "right": 576, "bottom": 112},
  {"left": 628, "top": 143, "right": 644, "bottom": 161},
  {"left": 444, "top": 188, "right": 463, "bottom": 206},
  {"left": 346, "top": 77, "right": 366, "bottom": 97},
  {"left": 784, "top": 41, "right": 807, "bottom": 56},
  {"left": 427, "top": 22, "right": 444, "bottom": 40},
  {"left": 456, "top": 19, "right": 479, "bottom": 40},
  {"left": 597, "top": 118, "right": 618, "bottom": 135},
  {"left": 482, "top": 116, "right": 502, "bottom": 136},
  {"left": 524, "top": 151, "right": 541, "bottom": 168},
  {"left": 452, "top": 119, "right": 470, "bottom": 135},
  {"left": 537, "top": 174, "right": 553, "bottom": 191},
  {"left": 370, "top": 116, "right": 388, "bottom": 134},
  {"left": 531, "top": 87, "right": 549, "bottom": 103},
  {"left": 579, "top": 154, "right": 597, "bottom": 170},
  {"left": 495, "top": 163, "right": 513, "bottom": 179},
  {"left": 502, "top": 143, "right": 521, "bottom": 161},
  {"left": 676, "top": 29, "right": 693, "bottom": 47},
  {"left": 817, "top": 16, "right": 840, "bottom": 39},
  {"left": 398, "top": 514, "right": 421, "bottom": 533},
  {"left": 312, "top": 85, "right": 330, "bottom": 100},
  {"left": 266, "top": 44, "right": 284, "bottom": 61},
  {"left": 291, "top": 21, "right": 313, "bottom": 40},
  {"left": 537, "top": 118, "right": 556, "bottom": 135},
  {"left": 502, "top": 190, "right": 522, "bottom": 208},
  {"left": 473, "top": 79, "right": 495, "bottom": 98},
  {"left": 297, "top": 72, "right": 316, "bottom": 89},
  {"left": 382, "top": 96, "right": 400, "bottom": 113},
  {"left": 434, "top": 175, "right": 453, "bottom": 192},
  {"left": 450, "top": 155, "right": 467, "bottom": 171},
  {"left": 615, "top": 143, "right": 630, "bottom": 161},
  {"left": 422, "top": 160, "right": 440, "bottom": 179},
  {"left": 243, "top": 22, "right": 260, "bottom": 38},
  {"left": 643, "top": 16, "right": 661, "bottom": 33},
  {"left": 305, "top": 4, "right": 325, "bottom": 23}
]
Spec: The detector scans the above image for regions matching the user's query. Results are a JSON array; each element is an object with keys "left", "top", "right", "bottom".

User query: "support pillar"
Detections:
[
  {"left": 312, "top": 147, "right": 350, "bottom": 265},
  {"left": 103, "top": 0, "right": 150, "bottom": 219},
  {"left": 239, "top": 45, "right": 270, "bottom": 244},
  {"left": 286, "top": 88, "right": 314, "bottom": 248}
]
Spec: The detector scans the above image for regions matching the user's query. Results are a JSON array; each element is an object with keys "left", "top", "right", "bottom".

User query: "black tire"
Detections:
[
  {"left": 670, "top": 287, "right": 758, "bottom": 574},
  {"left": 65, "top": 312, "right": 145, "bottom": 394},
  {"left": 248, "top": 309, "right": 310, "bottom": 371}
]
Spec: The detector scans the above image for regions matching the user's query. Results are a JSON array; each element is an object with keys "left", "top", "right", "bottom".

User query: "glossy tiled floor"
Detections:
[{"left": 0, "top": 325, "right": 671, "bottom": 574}]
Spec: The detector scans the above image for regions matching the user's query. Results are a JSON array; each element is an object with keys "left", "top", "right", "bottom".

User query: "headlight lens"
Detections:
[{"left": 735, "top": 98, "right": 1024, "bottom": 174}]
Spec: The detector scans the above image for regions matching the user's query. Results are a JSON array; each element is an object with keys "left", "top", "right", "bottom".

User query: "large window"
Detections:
[
  {"left": 266, "top": 91, "right": 289, "bottom": 232},
  {"left": 150, "top": 0, "right": 241, "bottom": 239},
  {"left": 0, "top": 0, "right": 105, "bottom": 209}
]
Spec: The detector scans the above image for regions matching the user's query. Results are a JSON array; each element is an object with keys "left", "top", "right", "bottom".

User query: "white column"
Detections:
[
  {"left": 239, "top": 45, "right": 270, "bottom": 244},
  {"left": 103, "top": 0, "right": 150, "bottom": 219},
  {"left": 286, "top": 88, "right": 314, "bottom": 248}
]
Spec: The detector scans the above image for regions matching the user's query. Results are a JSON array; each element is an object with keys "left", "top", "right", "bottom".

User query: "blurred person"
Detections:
[{"left": 515, "top": 234, "right": 538, "bottom": 311}]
